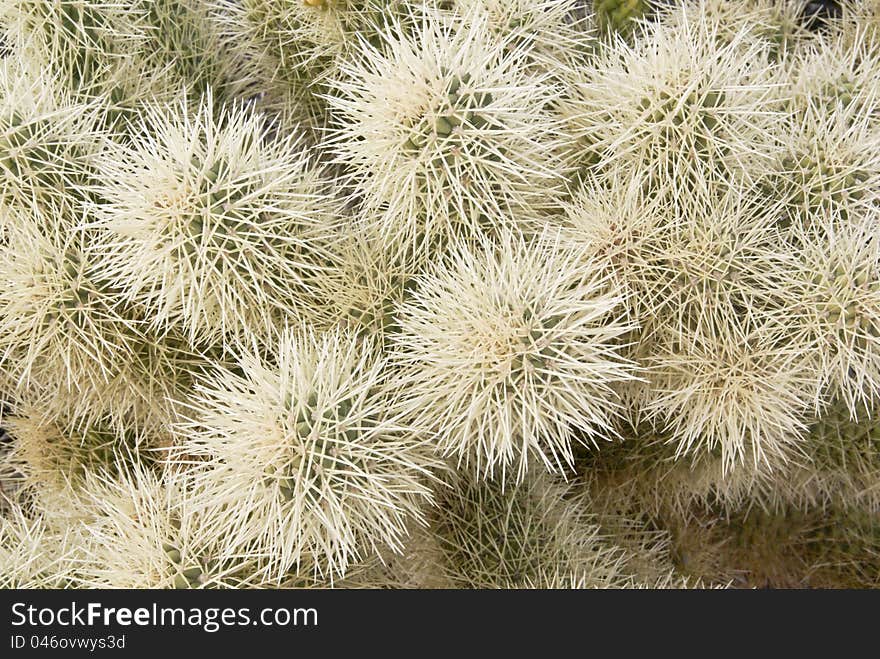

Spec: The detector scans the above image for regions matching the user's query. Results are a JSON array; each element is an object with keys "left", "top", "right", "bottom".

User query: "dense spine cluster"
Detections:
[{"left": 2, "top": 0, "right": 880, "bottom": 589}]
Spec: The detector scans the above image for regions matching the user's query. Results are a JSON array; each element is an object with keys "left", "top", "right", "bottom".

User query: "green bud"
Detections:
[
  {"left": 205, "top": 159, "right": 224, "bottom": 184},
  {"left": 469, "top": 113, "right": 487, "bottom": 129},
  {"left": 435, "top": 116, "right": 453, "bottom": 137},
  {"left": 296, "top": 406, "right": 309, "bottom": 424},
  {"left": 182, "top": 567, "right": 202, "bottom": 580},
  {"left": 474, "top": 91, "right": 493, "bottom": 107},
  {"left": 703, "top": 91, "right": 722, "bottom": 108}
]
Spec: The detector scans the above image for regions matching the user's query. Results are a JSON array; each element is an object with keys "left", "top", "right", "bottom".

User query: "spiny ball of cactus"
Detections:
[
  {"left": 0, "top": 205, "right": 204, "bottom": 433},
  {"left": 769, "top": 400, "right": 880, "bottom": 511},
  {"left": 138, "top": 0, "right": 237, "bottom": 103},
  {"left": 0, "top": 65, "right": 101, "bottom": 211},
  {"left": 776, "top": 219, "right": 880, "bottom": 413},
  {"left": 210, "top": 0, "right": 426, "bottom": 132},
  {"left": 561, "top": 14, "right": 780, "bottom": 196},
  {"left": 454, "top": 0, "right": 597, "bottom": 73},
  {"left": 69, "top": 466, "right": 258, "bottom": 588},
  {"left": 325, "top": 11, "right": 566, "bottom": 260},
  {"left": 310, "top": 227, "right": 414, "bottom": 343},
  {"left": 643, "top": 320, "right": 817, "bottom": 471},
  {"left": 1, "top": 0, "right": 150, "bottom": 102},
  {"left": 758, "top": 104, "right": 879, "bottom": 229},
  {"left": 88, "top": 94, "right": 343, "bottom": 343},
  {"left": 593, "top": 0, "right": 651, "bottom": 36},
  {"left": 0, "top": 505, "right": 78, "bottom": 588},
  {"left": 787, "top": 25, "right": 880, "bottom": 124},
  {"left": 3, "top": 408, "right": 168, "bottom": 499},
  {"left": 663, "top": 0, "right": 814, "bottom": 58},
  {"left": 390, "top": 230, "right": 637, "bottom": 480},
  {"left": 174, "top": 327, "right": 441, "bottom": 582},
  {"left": 562, "top": 182, "right": 789, "bottom": 348},
  {"left": 428, "top": 469, "right": 636, "bottom": 588}
]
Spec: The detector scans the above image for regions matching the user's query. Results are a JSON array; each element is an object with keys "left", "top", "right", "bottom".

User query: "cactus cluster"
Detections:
[{"left": 2, "top": 0, "right": 880, "bottom": 589}]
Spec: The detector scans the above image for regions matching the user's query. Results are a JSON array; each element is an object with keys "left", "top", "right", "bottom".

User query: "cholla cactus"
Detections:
[
  {"left": 0, "top": 1, "right": 148, "bottom": 101},
  {"left": 0, "top": 204, "right": 201, "bottom": 433},
  {"left": 69, "top": 465, "right": 259, "bottom": 588},
  {"left": 0, "top": 61, "right": 101, "bottom": 211},
  {"left": 594, "top": 0, "right": 653, "bottom": 37},
  {"left": 325, "top": 10, "right": 567, "bottom": 261},
  {"left": 427, "top": 468, "right": 641, "bottom": 588},
  {"left": 775, "top": 218, "right": 880, "bottom": 413},
  {"left": 6, "top": 0, "right": 880, "bottom": 591},
  {"left": 757, "top": 103, "right": 880, "bottom": 230},
  {"left": 644, "top": 320, "right": 816, "bottom": 470},
  {"left": 174, "top": 327, "right": 441, "bottom": 582},
  {"left": 454, "top": 0, "right": 596, "bottom": 72},
  {"left": 0, "top": 505, "right": 78, "bottom": 588},
  {"left": 562, "top": 10, "right": 781, "bottom": 196},
  {"left": 561, "top": 174, "right": 821, "bottom": 472},
  {"left": 391, "top": 231, "right": 637, "bottom": 480},
  {"left": 88, "top": 94, "right": 343, "bottom": 343},
  {"left": 3, "top": 407, "right": 166, "bottom": 500}
]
